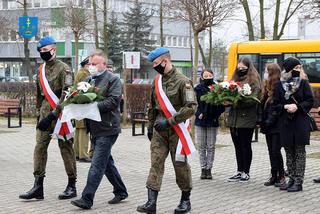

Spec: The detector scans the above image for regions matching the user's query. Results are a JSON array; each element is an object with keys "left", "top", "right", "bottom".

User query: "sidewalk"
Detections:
[{"left": 1, "top": 119, "right": 320, "bottom": 213}]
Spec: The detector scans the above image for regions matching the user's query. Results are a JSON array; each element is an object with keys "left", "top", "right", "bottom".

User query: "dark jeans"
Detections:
[
  {"left": 81, "top": 135, "right": 128, "bottom": 206},
  {"left": 230, "top": 128, "right": 254, "bottom": 174},
  {"left": 265, "top": 133, "right": 284, "bottom": 176}
]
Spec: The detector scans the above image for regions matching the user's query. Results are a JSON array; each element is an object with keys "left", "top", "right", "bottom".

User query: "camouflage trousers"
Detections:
[
  {"left": 33, "top": 129, "right": 77, "bottom": 178},
  {"left": 284, "top": 145, "right": 306, "bottom": 184},
  {"left": 146, "top": 128, "right": 192, "bottom": 192},
  {"left": 74, "top": 128, "right": 90, "bottom": 159}
]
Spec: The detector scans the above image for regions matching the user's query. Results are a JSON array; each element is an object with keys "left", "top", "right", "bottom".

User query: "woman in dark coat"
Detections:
[
  {"left": 194, "top": 69, "right": 224, "bottom": 179},
  {"left": 227, "top": 57, "right": 261, "bottom": 182},
  {"left": 272, "top": 57, "right": 314, "bottom": 192},
  {"left": 259, "top": 63, "right": 285, "bottom": 187}
]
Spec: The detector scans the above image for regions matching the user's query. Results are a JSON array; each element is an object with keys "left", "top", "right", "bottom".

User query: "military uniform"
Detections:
[
  {"left": 34, "top": 58, "right": 76, "bottom": 178},
  {"left": 146, "top": 67, "right": 197, "bottom": 192},
  {"left": 73, "top": 68, "right": 91, "bottom": 160}
]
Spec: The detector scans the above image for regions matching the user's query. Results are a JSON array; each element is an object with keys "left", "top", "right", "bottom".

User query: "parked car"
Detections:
[{"left": 0, "top": 76, "right": 20, "bottom": 82}]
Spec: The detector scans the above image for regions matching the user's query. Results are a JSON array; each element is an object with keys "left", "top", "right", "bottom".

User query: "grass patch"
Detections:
[{"left": 307, "top": 152, "right": 320, "bottom": 159}]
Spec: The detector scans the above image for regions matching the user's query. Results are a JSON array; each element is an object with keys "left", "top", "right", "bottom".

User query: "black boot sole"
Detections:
[
  {"left": 136, "top": 207, "right": 156, "bottom": 214},
  {"left": 19, "top": 195, "right": 44, "bottom": 200},
  {"left": 58, "top": 193, "right": 77, "bottom": 200},
  {"left": 174, "top": 206, "right": 191, "bottom": 214},
  {"left": 71, "top": 200, "right": 91, "bottom": 209}
]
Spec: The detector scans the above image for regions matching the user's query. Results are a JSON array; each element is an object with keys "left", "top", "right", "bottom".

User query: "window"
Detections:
[
  {"left": 167, "top": 36, "right": 172, "bottom": 47},
  {"left": 51, "top": 0, "right": 57, "bottom": 7},
  {"left": 297, "top": 54, "right": 320, "bottom": 83},
  {"left": 238, "top": 54, "right": 259, "bottom": 71},
  {"left": 34, "top": 0, "right": 40, "bottom": 7},
  {"left": 8, "top": 0, "right": 16, "bottom": 9},
  {"left": 85, "top": 0, "right": 91, "bottom": 8},
  {"left": 2, "top": 0, "right": 8, "bottom": 9},
  {"left": 41, "top": 0, "right": 49, "bottom": 7},
  {"left": 172, "top": 36, "right": 177, "bottom": 47},
  {"left": 58, "top": 0, "right": 65, "bottom": 6},
  {"left": 10, "top": 30, "right": 16, "bottom": 41}
]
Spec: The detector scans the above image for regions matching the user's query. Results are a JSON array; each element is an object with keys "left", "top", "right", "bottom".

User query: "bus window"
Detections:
[
  {"left": 299, "top": 57, "right": 320, "bottom": 83},
  {"left": 238, "top": 54, "right": 259, "bottom": 72}
]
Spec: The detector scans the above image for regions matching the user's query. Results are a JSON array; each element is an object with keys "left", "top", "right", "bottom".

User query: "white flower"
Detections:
[
  {"left": 219, "top": 81, "right": 230, "bottom": 89},
  {"left": 242, "top": 83, "right": 252, "bottom": 95},
  {"left": 64, "top": 87, "right": 73, "bottom": 101},
  {"left": 77, "top": 82, "right": 91, "bottom": 93}
]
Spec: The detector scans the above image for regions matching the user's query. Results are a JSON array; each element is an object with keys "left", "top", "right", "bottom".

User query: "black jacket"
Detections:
[
  {"left": 194, "top": 83, "right": 224, "bottom": 127},
  {"left": 258, "top": 92, "right": 280, "bottom": 134},
  {"left": 272, "top": 79, "right": 314, "bottom": 146},
  {"left": 88, "top": 71, "right": 122, "bottom": 137}
]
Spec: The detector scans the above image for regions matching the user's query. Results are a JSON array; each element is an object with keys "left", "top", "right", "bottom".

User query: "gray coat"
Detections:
[{"left": 88, "top": 71, "right": 122, "bottom": 137}]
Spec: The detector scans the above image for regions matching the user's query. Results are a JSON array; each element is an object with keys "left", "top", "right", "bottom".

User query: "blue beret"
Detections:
[
  {"left": 37, "top": 36, "right": 56, "bottom": 51},
  {"left": 147, "top": 47, "right": 170, "bottom": 62}
]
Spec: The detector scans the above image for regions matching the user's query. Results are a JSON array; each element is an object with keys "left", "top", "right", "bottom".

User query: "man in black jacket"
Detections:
[{"left": 71, "top": 50, "right": 128, "bottom": 209}]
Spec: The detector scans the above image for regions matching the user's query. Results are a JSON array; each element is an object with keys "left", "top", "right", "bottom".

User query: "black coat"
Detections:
[
  {"left": 272, "top": 79, "right": 314, "bottom": 147},
  {"left": 194, "top": 83, "right": 225, "bottom": 127},
  {"left": 259, "top": 92, "right": 281, "bottom": 134}
]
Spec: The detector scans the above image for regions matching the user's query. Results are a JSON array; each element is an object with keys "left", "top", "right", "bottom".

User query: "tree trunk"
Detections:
[
  {"left": 198, "top": 42, "right": 207, "bottom": 68},
  {"left": 193, "top": 32, "right": 199, "bottom": 84},
  {"left": 23, "top": 0, "right": 32, "bottom": 81},
  {"left": 240, "top": 0, "right": 255, "bottom": 41},
  {"left": 92, "top": 0, "right": 99, "bottom": 49},
  {"left": 259, "top": 0, "right": 265, "bottom": 39},
  {"left": 103, "top": 0, "right": 108, "bottom": 56},
  {"left": 208, "top": 27, "right": 213, "bottom": 68},
  {"left": 160, "top": 0, "right": 164, "bottom": 47},
  {"left": 74, "top": 33, "right": 79, "bottom": 72},
  {"left": 273, "top": 0, "right": 281, "bottom": 40}
]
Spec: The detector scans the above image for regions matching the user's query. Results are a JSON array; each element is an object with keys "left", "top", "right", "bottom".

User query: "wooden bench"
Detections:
[
  {"left": 131, "top": 105, "right": 148, "bottom": 136},
  {"left": 0, "top": 98, "right": 22, "bottom": 128}
]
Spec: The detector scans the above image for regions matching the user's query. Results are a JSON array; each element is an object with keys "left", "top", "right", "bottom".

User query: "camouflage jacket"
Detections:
[
  {"left": 148, "top": 67, "right": 197, "bottom": 129},
  {"left": 36, "top": 58, "right": 73, "bottom": 120}
]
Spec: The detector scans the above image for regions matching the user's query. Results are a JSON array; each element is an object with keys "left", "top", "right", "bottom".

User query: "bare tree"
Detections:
[
  {"left": 92, "top": 0, "right": 100, "bottom": 49},
  {"left": 166, "top": 0, "right": 236, "bottom": 83},
  {"left": 160, "top": 0, "right": 164, "bottom": 47},
  {"left": 240, "top": 0, "right": 304, "bottom": 41},
  {"left": 103, "top": 0, "right": 109, "bottom": 56},
  {"left": 65, "top": 0, "right": 91, "bottom": 72}
]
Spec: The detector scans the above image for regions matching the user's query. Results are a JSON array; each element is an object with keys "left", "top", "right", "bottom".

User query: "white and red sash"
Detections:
[
  {"left": 154, "top": 74, "right": 197, "bottom": 162},
  {"left": 39, "top": 63, "right": 74, "bottom": 141}
]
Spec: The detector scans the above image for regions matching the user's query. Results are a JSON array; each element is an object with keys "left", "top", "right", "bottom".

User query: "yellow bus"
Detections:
[{"left": 227, "top": 39, "right": 320, "bottom": 89}]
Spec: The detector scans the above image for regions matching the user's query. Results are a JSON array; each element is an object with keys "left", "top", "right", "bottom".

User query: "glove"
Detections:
[
  {"left": 154, "top": 119, "right": 170, "bottom": 132},
  {"left": 147, "top": 127, "right": 153, "bottom": 141},
  {"left": 37, "top": 112, "right": 57, "bottom": 131}
]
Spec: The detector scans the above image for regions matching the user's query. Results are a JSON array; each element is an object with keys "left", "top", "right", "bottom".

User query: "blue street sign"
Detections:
[{"left": 19, "top": 16, "right": 38, "bottom": 39}]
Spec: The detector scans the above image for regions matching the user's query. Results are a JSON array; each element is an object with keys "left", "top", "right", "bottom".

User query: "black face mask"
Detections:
[
  {"left": 291, "top": 70, "right": 300, "bottom": 78},
  {"left": 236, "top": 68, "right": 248, "bottom": 77},
  {"left": 153, "top": 61, "right": 166, "bottom": 75},
  {"left": 40, "top": 49, "right": 53, "bottom": 61},
  {"left": 203, "top": 78, "right": 214, "bottom": 86}
]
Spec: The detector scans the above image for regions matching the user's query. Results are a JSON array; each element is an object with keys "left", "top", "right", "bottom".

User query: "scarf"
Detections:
[{"left": 280, "top": 70, "right": 301, "bottom": 100}]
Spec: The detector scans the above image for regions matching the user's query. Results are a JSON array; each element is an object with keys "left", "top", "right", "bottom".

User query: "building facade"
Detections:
[{"left": 0, "top": 0, "right": 203, "bottom": 81}]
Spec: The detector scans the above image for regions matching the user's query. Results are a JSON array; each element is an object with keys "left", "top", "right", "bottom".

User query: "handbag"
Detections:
[{"left": 292, "top": 96, "right": 318, "bottom": 132}]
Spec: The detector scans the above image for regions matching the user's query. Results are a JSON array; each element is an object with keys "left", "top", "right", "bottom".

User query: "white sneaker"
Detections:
[
  {"left": 227, "top": 172, "right": 242, "bottom": 182},
  {"left": 239, "top": 173, "right": 250, "bottom": 182}
]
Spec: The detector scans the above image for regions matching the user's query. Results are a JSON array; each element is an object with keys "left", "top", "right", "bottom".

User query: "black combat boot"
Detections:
[
  {"left": 19, "top": 177, "right": 44, "bottom": 200},
  {"left": 174, "top": 191, "right": 191, "bottom": 214},
  {"left": 287, "top": 179, "right": 303, "bottom": 192},
  {"left": 264, "top": 170, "right": 277, "bottom": 186},
  {"left": 58, "top": 177, "right": 77, "bottom": 200},
  {"left": 279, "top": 178, "right": 294, "bottom": 190},
  {"left": 137, "top": 188, "right": 158, "bottom": 214},
  {"left": 206, "top": 169, "right": 212, "bottom": 180},
  {"left": 200, "top": 169, "right": 206, "bottom": 179}
]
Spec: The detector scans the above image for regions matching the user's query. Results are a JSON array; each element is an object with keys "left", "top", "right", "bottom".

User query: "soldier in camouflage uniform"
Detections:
[
  {"left": 73, "top": 57, "right": 92, "bottom": 162},
  {"left": 137, "top": 48, "right": 197, "bottom": 214},
  {"left": 19, "top": 36, "right": 77, "bottom": 200}
]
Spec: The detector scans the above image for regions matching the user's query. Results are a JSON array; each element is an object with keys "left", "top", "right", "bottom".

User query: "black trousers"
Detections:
[
  {"left": 230, "top": 128, "right": 254, "bottom": 174},
  {"left": 265, "top": 133, "right": 284, "bottom": 176}
]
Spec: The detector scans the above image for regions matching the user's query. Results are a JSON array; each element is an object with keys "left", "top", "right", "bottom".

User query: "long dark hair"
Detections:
[
  {"left": 261, "top": 63, "right": 281, "bottom": 103},
  {"left": 231, "top": 57, "right": 261, "bottom": 85}
]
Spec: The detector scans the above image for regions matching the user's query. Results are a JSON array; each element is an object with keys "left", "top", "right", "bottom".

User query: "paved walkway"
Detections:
[{"left": 1, "top": 119, "right": 320, "bottom": 213}]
